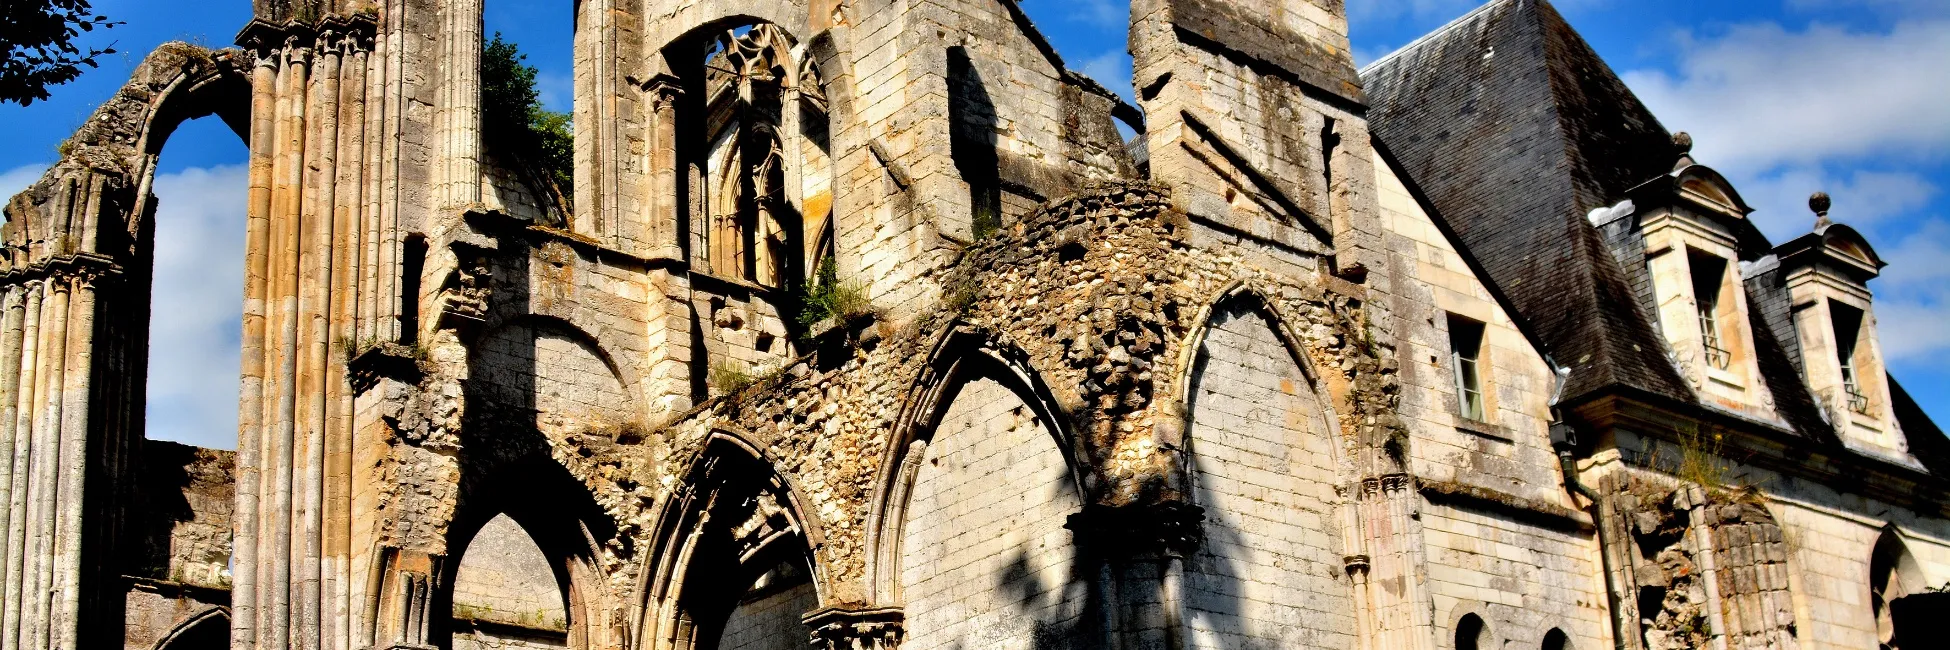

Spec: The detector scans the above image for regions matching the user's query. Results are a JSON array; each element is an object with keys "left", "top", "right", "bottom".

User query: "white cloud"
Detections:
[
  {"left": 1066, "top": 0, "right": 1127, "bottom": 29},
  {"left": 1623, "top": 20, "right": 1950, "bottom": 172},
  {"left": 1871, "top": 219, "right": 1950, "bottom": 362},
  {"left": 0, "top": 163, "right": 50, "bottom": 201},
  {"left": 1736, "top": 167, "right": 1937, "bottom": 241},
  {"left": 145, "top": 164, "right": 249, "bottom": 450}
]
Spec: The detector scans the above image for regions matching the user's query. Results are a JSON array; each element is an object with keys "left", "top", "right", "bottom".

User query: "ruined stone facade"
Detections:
[{"left": 0, "top": 0, "right": 1945, "bottom": 649}]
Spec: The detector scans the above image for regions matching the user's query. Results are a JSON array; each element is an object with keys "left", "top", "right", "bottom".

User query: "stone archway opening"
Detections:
[
  {"left": 448, "top": 513, "right": 571, "bottom": 650},
  {"left": 640, "top": 437, "right": 823, "bottom": 650},
  {"left": 142, "top": 114, "right": 250, "bottom": 450}
]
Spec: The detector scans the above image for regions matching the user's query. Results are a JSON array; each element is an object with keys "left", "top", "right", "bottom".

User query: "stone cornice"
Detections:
[{"left": 0, "top": 252, "right": 122, "bottom": 286}]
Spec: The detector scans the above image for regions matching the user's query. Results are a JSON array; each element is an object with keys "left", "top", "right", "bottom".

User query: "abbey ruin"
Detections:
[{"left": 0, "top": 0, "right": 1946, "bottom": 648}]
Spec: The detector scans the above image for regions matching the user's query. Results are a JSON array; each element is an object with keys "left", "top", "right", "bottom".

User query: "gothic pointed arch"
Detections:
[
  {"left": 152, "top": 607, "right": 230, "bottom": 650},
  {"left": 869, "top": 327, "right": 1100, "bottom": 648},
  {"left": 1871, "top": 525, "right": 1926, "bottom": 649},
  {"left": 437, "top": 453, "right": 616, "bottom": 650},
  {"left": 4, "top": 42, "right": 250, "bottom": 266},
  {"left": 864, "top": 325, "right": 1090, "bottom": 605},
  {"left": 636, "top": 431, "right": 828, "bottom": 650},
  {"left": 1177, "top": 286, "right": 1358, "bottom": 647}
]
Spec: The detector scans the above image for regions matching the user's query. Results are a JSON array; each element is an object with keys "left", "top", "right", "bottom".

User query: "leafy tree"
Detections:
[
  {"left": 1, "top": 0, "right": 122, "bottom": 106},
  {"left": 482, "top": 33, "right": 573, "bottom": 215}
]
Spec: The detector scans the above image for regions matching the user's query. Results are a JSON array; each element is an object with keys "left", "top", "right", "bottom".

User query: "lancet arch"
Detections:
[
  {"left": 636, "top": 431, "right": 828, "bottom": 650},
  {"left": 864, "top": 327, "right": 1091, "bottom": 605},
  {"left": 1177, "top": 288, "right": 1357, "bottom": 647},
  {"left": 438, "top": 455, "right": 614, "bottom": 650}
]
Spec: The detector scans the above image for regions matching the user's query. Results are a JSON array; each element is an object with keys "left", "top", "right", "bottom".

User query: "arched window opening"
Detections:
[
  {"left": 145, "top": 115, "right": 249, "bottom": 450},
  {"left": 643, "top": 443, "right": 821, "bottom": 650},
  {"left": 1455, "top": 613, "right": 1490, "bottom": 650},
  {"left": 1872, "top": 528, "right": 1928, "bottom": 650},
  {"left": 678, "top": 22, "right": 830, "bottom": 291},
  {"left": 449, "top": 513, "right": 570, "bottom": 650},
  {"left": 1541, "top": 627, "right": 1571, "bottom": 650},
  {"left": 716, "top": 551, "right": 819, "bottom": 650}
]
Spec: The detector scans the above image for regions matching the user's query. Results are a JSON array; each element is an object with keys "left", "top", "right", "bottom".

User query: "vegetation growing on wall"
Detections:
[
  {"left": 483, "top": 33, "right": 573, "bottom": 217},
  {"left": 795, "top": 256, "right": 871, "bottom": 329}
]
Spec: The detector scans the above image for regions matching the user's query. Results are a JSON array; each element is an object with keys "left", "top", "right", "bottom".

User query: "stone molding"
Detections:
[{"left": 804, "top": 606, "right": 904, "bottom": 650}]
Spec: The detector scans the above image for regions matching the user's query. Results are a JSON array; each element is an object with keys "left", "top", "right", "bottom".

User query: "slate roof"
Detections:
[
  {"left": 1361, "top": 0, "right": 1946, "bottom": 460},
  {"left": 1360, "top": 0, "right": 1691, "bottom": 406}
]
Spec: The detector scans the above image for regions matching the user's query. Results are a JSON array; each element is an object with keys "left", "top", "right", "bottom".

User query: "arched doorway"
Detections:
[{"left": 1872, "top": 527, "right": 1928, "bottom": 650}]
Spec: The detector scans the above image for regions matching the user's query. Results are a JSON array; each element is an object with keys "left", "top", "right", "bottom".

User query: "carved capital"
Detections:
[
  {"left": 1065, "top": 500, "right": 1205, "bottom": 558},
  {"left": 1357, "top": 472, "right": 1416, "bottom": 500},
  {"left": 805, "top": 607, "right": 903, "bottom": 650},
  {"left": 643, "top": 73, "right": 685, "bottom": 112}
]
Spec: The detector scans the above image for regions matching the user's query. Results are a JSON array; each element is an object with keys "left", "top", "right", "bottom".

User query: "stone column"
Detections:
[
  {"left": 1355, "top": 474, "right": 1436, "bottom": 650},
  {"left": 645, "top": 75, "right": 685, "bottom": 261},
  {"left": 436, "top": 0, "right": 483, "bottom": 209},
  {"left": 233, "top": 15, "right": 380, "bottom": 650},
  {"left": 805, "top": 607, "right": 905, "bottom": 650}
]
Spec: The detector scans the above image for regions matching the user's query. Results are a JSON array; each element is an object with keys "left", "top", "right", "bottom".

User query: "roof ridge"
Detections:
[{"left": 1360, "top": 0, "right": 1513, "bottom": 74}]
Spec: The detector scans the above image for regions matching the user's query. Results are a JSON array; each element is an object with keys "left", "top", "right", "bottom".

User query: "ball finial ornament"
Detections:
[
  {"left": 1673, "top": 132, "right": 1694, "bottom": 153},
  {"left": 1810, "top": 191, "right": 1832, "bottom": 229}
]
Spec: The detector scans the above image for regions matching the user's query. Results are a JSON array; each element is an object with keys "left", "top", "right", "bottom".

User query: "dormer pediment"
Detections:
[
  {"left": 1673, "top": 165, "right": 1753, "bottom": 218},
  {"left": 1776, "top": 222, "right": 1886, "bottom": 284}
]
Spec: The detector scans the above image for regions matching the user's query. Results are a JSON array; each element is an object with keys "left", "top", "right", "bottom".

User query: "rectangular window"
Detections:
[
  {"left": 1831, "top": 301, "right": 1870, "bottom": 414},
  {"left": 1448, "top": 314, "right": 1487, "bottom": 422},
  {"left": 1690, "top": 250, "right": 1731, "bottom": 370}
]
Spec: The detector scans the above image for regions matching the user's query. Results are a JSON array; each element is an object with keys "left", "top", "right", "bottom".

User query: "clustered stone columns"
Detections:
[
  {"left": 1348, "top": 473, "right": 1437, "bottom": 650},
  {"left": 0, "top": 260, "right": 119, "bottom": 650},
  {"left": 231, "top": 15, "right": 387, "bottom": 650}
]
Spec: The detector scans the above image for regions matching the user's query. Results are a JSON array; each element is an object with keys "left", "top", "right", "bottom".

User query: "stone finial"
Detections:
[
  {"left": 1672, "top": 131, "right": 1695, "bottom": 170},
  {"left": 1810, "top": 191, "right": 1832, "bottom": 229}
]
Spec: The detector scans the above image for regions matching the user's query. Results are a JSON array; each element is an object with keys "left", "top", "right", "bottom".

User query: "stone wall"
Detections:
[
  {"left": 1183, "top": 299, "right": 1355, "bottom": 648},
  {"left": 451, "top": 514, "right": 567, "bottom": 634},
  {"left": 720, "top": 572, "right": 818, "bottom": 650},
  {"left": 899, "top": 373, "right": 1087, "bottom": 649}
]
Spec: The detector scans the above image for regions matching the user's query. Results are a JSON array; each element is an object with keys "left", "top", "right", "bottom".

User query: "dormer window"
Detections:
[
  {"left": 1832, "top": 301, "right": 1871, "bottom": 415},
  {"left": 1448, "top": 314, "right": 1487, "bottom": 422},
  {"left": 1691, "top": 250, "right": 1731, "bottom": 370}
]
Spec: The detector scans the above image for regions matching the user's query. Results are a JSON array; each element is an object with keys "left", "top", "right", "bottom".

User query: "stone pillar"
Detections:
[
  {"left": 805, "top": 607, "right": 905, "bottom": 650},
  {"left": 233, "top": 14, "right": 379, "bottom": 650},
  {"left": 1354, "top": 474, "right": 1436, "bottom": 650},
  {"left": 1066, "top": 501, "right": 1205, "bottom": 649},
  {"left": 645, "top": 75, "right": 685, "bottom": 261},
  {"left": 436, "top": 0, "right": 483, "bottom": 209}
]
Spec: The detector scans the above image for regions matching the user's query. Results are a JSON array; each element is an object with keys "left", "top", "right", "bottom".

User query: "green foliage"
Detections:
[
  {"left": 796, "top": 256, "right": 871, "bottom": 328},
  {"left": 972, "top": 203, "right": 1001, "bottom": 240},
  {"left": 482, "top": 33, "right": 574, "bottom": 215},
  {"left": 0, "top": 0, "right": 123, "bottom": 106},
  {"left": 708, "top": 360, "right": 756, "bottom": 395}
]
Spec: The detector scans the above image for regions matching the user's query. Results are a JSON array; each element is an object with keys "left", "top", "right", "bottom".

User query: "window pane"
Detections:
[{"left": 1447, "top": 314, "right": 1486, "bottom": 421}]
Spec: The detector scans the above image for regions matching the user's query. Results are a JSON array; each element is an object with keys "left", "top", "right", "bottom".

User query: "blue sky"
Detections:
[{"left": 1, "top": 0, "right": 1944, "bottom": 449}]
